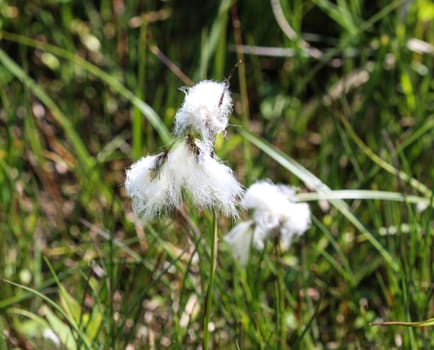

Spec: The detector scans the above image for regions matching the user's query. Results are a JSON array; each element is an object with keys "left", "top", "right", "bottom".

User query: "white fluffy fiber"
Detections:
[
  {"left": 188, "top": 140, "right": 243, "bottom": 216},
  {"left": 243, "top": 180, "right": 311, "bottom": 247},
  {"left": 125, "top": 139, "right": 242, "bottom": 222},
  {"left": 280, "top": 201, "right": 311, "bottom": 249},
  {"left": 224, "top": 180, "right": 311, "bottom": 264},
  {"left": 173, "top": 80, "right": 232, "bottom": 141},
  {"left": 224, "top": 221, "right": 254, "bottom": 266},
  {"left": 126, "top": 79, "right": 241, "bottom": 222},
  {"left": 170, "top": 139, "right": 242, "bottom": 217},
  {"left": 125, "top": 153, "right": 182, "bottom": 222},
  {"left": 242, "top": 180, "right": 296, "bottom": 216}
]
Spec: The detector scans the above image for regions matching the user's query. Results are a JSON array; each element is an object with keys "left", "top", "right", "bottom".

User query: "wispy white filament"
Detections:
[
  {"left": 125, "top": 153, "right": 182, "bottom": 222},
  {"left": 187, "top": 140, "right": 242, "bottom": 216},
  {"left": 174, "top": 80, "right": 232, "bottom": 142},
  {"left": 169, "top": 138, "right": 243, "bottom": 216},
  {"left": 126, "top": 79, "right": 241, "bottom": 223},
  {"left": 125, "top": 139, "right": 242, "bottom": 222},
  {"left": 224, "top": 221, "right": 254, "bottom": 266},
  {"left": 225, "top": 180, "right": 311, "bottom": 265}
]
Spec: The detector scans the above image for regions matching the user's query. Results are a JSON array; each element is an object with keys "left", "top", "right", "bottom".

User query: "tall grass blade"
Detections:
[
  {"left": 202, "top": 210, "right": 219, "bottom": 350},
  {"left": 371, "top": 318, "right": 434, "bottom": 327},
  {"left": 296, "top": 190, "right": 431, "bottom": 207}
]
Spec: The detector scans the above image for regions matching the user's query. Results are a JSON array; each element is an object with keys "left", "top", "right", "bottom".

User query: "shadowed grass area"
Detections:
[{"left": 0, "top": 0, "right": 433, "bottom": 348}]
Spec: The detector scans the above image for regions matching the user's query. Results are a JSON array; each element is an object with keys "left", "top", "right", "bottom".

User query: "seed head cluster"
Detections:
[
  {"left": 224, "top": 180, "right": 311, "bottom": 265},
  {"left": 125, "top": 80, "right": 312, "bottom": 266},
  {"left": 125, "top": 80, "right": 242, "bottom": 223}
]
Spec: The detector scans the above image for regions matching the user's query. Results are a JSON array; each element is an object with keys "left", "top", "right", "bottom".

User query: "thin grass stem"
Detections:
[
  {"left": 202, "top": 210, "right": 219, "bottom": 350},
  {"left": 274, "top": 244, "right": 286, "bottom": 350}
]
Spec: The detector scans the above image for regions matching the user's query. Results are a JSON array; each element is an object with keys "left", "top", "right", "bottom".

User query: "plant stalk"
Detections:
[{"left": 202, "top": 210, "right": 219, "bottom": 350}]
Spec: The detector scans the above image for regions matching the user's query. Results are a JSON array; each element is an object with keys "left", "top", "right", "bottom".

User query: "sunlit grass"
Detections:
[{"left": 0, "top": 0, "right": 433, "bottom": 349}]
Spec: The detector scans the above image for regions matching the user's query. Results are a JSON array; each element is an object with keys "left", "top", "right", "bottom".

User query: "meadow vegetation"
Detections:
[{"left": 0, "top": 0, "right": 433, "bottom": 348}]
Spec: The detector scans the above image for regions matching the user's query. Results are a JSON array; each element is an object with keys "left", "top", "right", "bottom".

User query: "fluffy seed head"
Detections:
[
  {"left": 125, "top": 138, "right": 243, "bottom": 222},
  {"left": 173, "top": 138, "right": 243, "bottom": 217},
  {"left": 224, "top": 179, "right": 311, "bottom": 264},
  {"left": 125, "top": 153, "right": 182, "bottom": 222},
  {"left": 224, "top": 221, "right": 254, "bottom": 266},
  {"left": 174, "top": 80, "right": 232, "bottom": 142}
]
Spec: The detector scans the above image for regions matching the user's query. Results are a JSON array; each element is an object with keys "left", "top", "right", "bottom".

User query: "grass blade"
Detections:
[
  {"left": 2, "top": 279, "right": 92, "bottom": 350},
  {"left": 371, "top": 318, "right": 434, "bottom": 327},
  {"left": 296, "top": 190, "right": 432, "bottom": 207},
  {"left": 202, "top": 210, "right": 219, "bottom": 350}
]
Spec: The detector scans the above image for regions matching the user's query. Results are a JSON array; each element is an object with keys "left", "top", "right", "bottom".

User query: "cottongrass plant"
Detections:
[
  {"left": 125, "top": 80, "right": 242, "bottom": 223},
  {"left": 223, "top": 179, "right": 312, "bottom": 347},
  {"left": 126, "top": 81, "right": 313, "bottom": 347},
  {"left": 125, "top": 79, "right": 242, "bottom": 349},
  {"left": 225, "top": 180, "right": 311, "bottom": 266}
]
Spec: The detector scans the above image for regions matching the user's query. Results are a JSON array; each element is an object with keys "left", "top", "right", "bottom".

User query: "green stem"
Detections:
[
  {"left": 275, "top": 244, "right": 286, "bottom": 350},
  {"left": 231, "top": 6, "right": 252, "bottom": 184},
  {"left": 132, "top": 19, "right": 147, "bottom": 160},
  {"left": 202, "top": 210, "right": 219, "bottom": 350}
]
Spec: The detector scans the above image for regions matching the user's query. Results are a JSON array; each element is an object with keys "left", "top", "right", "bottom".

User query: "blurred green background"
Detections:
[{"left": 0, "top": 0, "right": 433, "bottom": 349}]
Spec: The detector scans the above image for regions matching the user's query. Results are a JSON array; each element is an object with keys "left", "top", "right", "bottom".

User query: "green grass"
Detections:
[{"left": 1, "top": 0, "right": 433, "bottom": 348}]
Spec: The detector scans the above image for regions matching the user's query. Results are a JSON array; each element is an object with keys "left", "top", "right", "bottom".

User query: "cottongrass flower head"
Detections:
[
  {"left": 223, "top": 220, "right": 254, "bottom": 266},
  {"left": 125, "top": 151, "right": 179, "bottom": 222},
  {"left": 125, "top": 80, "right": 242, "bottom": 223},
  {"left": 224, "top": 180, "right": 311, "bottom": 265},
  {"left": 167, "top": 137, "right": 242, "bottom": 217},
  {"left": 174, "top": 80, "right": 232, "bottom": 145}
]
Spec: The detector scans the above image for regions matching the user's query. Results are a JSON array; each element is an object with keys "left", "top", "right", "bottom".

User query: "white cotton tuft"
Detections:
[
  {"left": 242, "top": 180, "right": 295, "bottom": 215},
  {"left": 194, "top": 147, "right": 243, "bottom": 217},
  {"left": 179, "top": 138, "right": 243, "bottom": 217},
  {"left": 251, "top": 225, "right": 270, "bottom": 251},
  {"left": 280, "top": 201, "right": 311, "bottom": 250},
  {"left": 224, "top": 221, "right": 254, "bottom": 266},
  {"left": 125, "top": 138, "right": 243, "bottom": 222},
  {"left": 165, "top": 139, "right": 198, "bottom": 194},
  {"left": 125, "top": 153, "right": 182, "bottom": 223},
  {"left": 125, "top": 81, "right": 241, "bottom": 223},
  {"left": 239, "top": 179, "right": 311, "bottom": 252},
  {"left": 125, "top": 155, "right": 158, "bottom": 199},
  {"left": 174, "top": 80, "right": 232, "bottom": 142}
]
